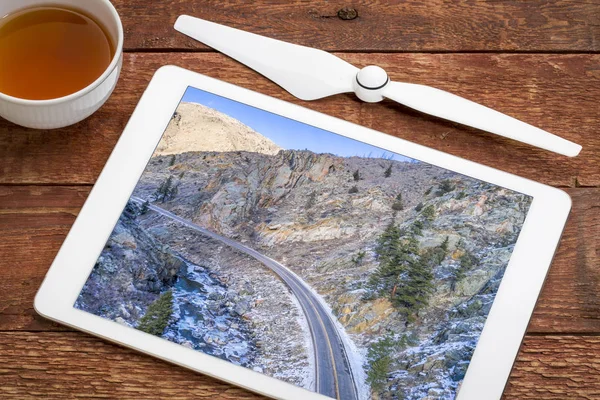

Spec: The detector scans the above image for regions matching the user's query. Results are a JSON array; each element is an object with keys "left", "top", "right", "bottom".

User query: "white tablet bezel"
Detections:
[{"left": 35, "top": 65, "right": 571, "bottom": 400}]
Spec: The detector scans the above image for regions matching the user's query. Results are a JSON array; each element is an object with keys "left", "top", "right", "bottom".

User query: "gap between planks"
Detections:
[{"left": 123, "top": 48, "right": 600, "bottom": 55}]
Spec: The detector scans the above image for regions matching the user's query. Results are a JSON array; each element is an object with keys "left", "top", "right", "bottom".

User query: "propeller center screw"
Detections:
[{"left": 354, "top": 66, "right": 389, "bottom": 103}]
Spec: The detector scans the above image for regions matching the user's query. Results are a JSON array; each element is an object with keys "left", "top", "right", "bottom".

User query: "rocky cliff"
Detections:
[
  {"left": 76, "top": 202, "right": 311, "bottom": 384},
  {"left": 131, "top": 148, "right": 531, "bottom": 399},
  {"left": 75, "top": 203, "right": 186, "bottom": 325}
]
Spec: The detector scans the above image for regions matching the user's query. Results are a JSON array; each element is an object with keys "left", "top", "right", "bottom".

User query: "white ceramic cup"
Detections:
[{"left": 0, "top": 0, "right": 124, "bottom": 129}]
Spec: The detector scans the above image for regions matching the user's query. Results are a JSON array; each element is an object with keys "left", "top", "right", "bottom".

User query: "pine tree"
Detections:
[
  {"left": 368, "top": 222, "right": 445, "bottom": 323},
  {"left": 367, "top": 222, "right": 403, "bottom": 296},
  {"left": 370, "top": 225, "right": 421, "bottom": 301},
  {"left": 365, "top": 336, "right": 394, "bottom": 392},
  {"left": 451, "top": 249, "right": 479, "bottom": 290},
  {"left": 440, "top": 236, "right": 449, "bottom": 252},
  {"left": 154, "top": 176, "right": 178, "bottom": 203},
  {"left": 392, "top": 250, "right": 435, "bottom": 322},
  {"left": 374, "top": 221, "right": 402, "bottom": 263},
  {"left": 421, "top": 204, "right": 436, "bottom": 221},
  {"left": 155, "top": 176, "right": 172, "bottom": 202},
  {"left": 140, "top": 200, "right": 150, "bottom": 215},
  {"left": 451, "top": 264, "right": 467, "bottom": 291},
  {"left": 137, "top": 291, "right": 174, "bottom": 336},
  {"left": 384, "top": 164, "right": 393, "bottom": 178},
  {"left": 169, "top": 183, "right": 178, "bottom": 200},
  {"left": 411, "top": 220, "right": 424, "bottom": 236},
  {"left": 352, "top": 251, "right": 366, "bottom": 265},
  {"left": 365, "top": 335, "right": 415, "bottom": 394},
  {"left": 395, "top": 240, "right": 448, "bottom": 319},
  {"left": 392, "top": 192, "right": 404, "bottom": 211},
  {"left": 436, "top": 179, "right": 455, "bottom": 196}
]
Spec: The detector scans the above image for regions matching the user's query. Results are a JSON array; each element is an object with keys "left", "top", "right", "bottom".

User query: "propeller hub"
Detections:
[{"left": 354, "top": 66, "right": 389, "bottom": 103}]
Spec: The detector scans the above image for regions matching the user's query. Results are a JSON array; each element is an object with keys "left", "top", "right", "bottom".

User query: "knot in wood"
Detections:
[{"left": 337, "top": 7, "right": 358, "bottom": 20}]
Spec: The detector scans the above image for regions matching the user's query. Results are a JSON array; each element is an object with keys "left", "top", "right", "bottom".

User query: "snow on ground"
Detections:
[
  {"left": 275, "top": 262, "right": 370, "bottom": 399},
  {"left": 303, "top": 282, "right": 371, "bottom": 400},
  {"left": 165, "top": 261, "right": 254, "bottom": 366},
  {"left": 146, "top": 221, "right": 314, "bottom": 389},
  {"left": 289, "top": 293, "right": 316, "bottom": 391}
]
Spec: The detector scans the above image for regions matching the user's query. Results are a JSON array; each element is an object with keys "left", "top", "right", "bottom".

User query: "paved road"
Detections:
[{"left": 131, "top": 197, "right": 359, "bottom": 400}]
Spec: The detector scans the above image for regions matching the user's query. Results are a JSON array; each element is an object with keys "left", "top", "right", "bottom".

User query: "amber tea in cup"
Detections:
[{"left": 0, "top": 6, "right": 115, "bottom": 100}]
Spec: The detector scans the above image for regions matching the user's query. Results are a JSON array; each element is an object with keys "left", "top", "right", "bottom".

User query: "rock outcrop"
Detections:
[
  {"left": 132, "top": 148, "right": 531, "bottom": 399},
  {"left": 138, "top": 214, "right": 313, "bottom": 388},
  {"left": 155, "top": 102, "right": 282, "bottom": 156},
  {"left": 75, "top": 203, "right": 186, "bottom": 324},
  {"left": 77, "top": 200, "right": 313, "bottom": 388}
]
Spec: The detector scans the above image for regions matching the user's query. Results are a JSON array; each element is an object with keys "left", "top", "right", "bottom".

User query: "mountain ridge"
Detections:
[
  {"left": 155, "top": 102, "right": 282, "bottom": 156},
  {"left": 133, "top": 148, "right": 531, "bottom": 399}
]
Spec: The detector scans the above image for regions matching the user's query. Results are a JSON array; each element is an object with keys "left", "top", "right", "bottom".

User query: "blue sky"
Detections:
[{"left": 181, "top": 86, "right": 413, "bottom": 162}]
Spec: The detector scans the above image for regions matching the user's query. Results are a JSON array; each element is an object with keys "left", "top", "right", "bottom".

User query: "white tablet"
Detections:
[{"left": 35, "top": 66, "right": 571, "bottom": 400}]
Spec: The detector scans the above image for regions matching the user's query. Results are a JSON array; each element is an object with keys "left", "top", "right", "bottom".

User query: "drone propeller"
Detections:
[{"left": 175, "top": 15, "right": 582, "bottom": 157}]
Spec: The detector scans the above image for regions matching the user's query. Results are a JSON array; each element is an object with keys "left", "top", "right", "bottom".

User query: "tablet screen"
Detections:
[{"left": 75, "top": 86, "right": 532, "bottom": 400}]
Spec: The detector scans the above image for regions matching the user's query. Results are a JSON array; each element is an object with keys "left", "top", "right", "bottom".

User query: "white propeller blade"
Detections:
[
  {"left": 175, "top": 15, "right": 358, "bottom": 100},
  {"left": 382, "top": 82, "right": 582, "bottom": 157},
  {"left": 175, "top": 15, "right": 582, "bottom": 157}
]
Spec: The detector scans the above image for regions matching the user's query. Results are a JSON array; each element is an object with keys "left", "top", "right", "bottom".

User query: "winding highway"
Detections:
[{"left": 131, "top": 197, "right": 359, "bottom": 400}]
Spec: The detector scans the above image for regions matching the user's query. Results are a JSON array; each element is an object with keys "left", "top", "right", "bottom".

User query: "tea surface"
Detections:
[{"left": 0, "top": 7, "right": 114, "bottom": 100}]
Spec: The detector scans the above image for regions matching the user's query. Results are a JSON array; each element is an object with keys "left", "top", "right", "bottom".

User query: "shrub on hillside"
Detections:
[
  {"left": 137, "top": 291, "right": 174, "bottom": 336},
  {"left": 391, "top": 193, "right": 404, "bottom": 211},
  {"left": 421, "top": 204, "right": 436, "bottom": 221},
  {"left": 155, "top": 176, "right": 179, "bottom": 203},
  {"left": 384, "top": 164, "right": 393, "bottom": 178},
  {"left": 436, "top": 179, "right": 455, "bottom": 196}
]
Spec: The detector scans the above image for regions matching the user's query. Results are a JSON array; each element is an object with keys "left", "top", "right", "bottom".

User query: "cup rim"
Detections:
[{"left": 0, "top": 0, "right": 124, "bottom": 106}]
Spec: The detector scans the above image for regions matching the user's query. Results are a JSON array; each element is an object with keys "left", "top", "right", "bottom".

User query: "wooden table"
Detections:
[{"left": 1, "top": 1, "right": 599, "bottom": 399}]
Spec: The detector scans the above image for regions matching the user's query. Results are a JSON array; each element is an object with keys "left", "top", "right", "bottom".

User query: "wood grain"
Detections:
[
  {"left": 529, "top": 188, "right": 600, "bottom": 333},
  {"left": 0, "top": 186, "right": 598, "bottom": 333},
  {"left": 0, "top": 332, "right": 598, "bottom": 399},
  {"left": 0, "top": 332, "right": 262, "bottom": 400},
  {"left": 1, "top": 1, "right": 598, "bottom": 398},
  {"left": 504, "top": 336, "right": 600, "bottom": 400},
  {"left": 1, "top": 53, "right": 599, "bottom": 186},
  {"left": 111, "top": 0, "right": 600, "bottom": 52}
]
